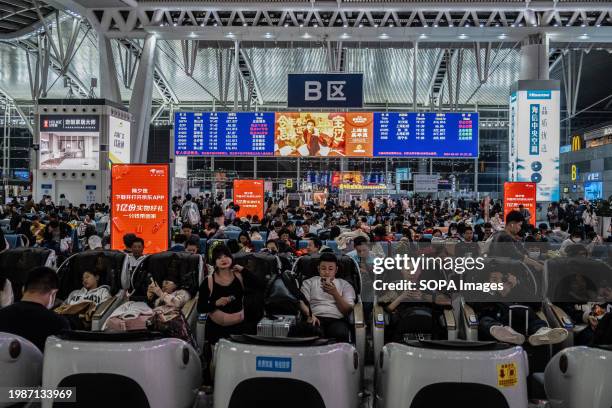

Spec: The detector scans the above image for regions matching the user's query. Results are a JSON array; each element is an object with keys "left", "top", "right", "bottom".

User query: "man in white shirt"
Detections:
[
  {"left": 128, "top": 237, "right": 146, "bottom": 271},
  {"left": 299, "top": 253, "right": 356, "bottom": 342}
]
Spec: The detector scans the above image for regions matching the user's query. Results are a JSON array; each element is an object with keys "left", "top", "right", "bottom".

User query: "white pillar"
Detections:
[
  {"left": 519, "top": 33, "right": 549, "bottom": 81},
  {"left": 98, "top": 34, "right": 122, "bottom": 104},
  {"left": 129, "top": 34, "right": 157, "bottom": 163}
]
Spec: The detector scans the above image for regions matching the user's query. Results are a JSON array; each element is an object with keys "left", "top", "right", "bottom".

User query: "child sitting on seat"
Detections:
[{"left": 65, "top": 269, "right": 111, "bottom": 306}]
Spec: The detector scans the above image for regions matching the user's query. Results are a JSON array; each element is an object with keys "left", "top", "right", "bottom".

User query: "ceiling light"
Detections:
[
  {"left": 498, "top": 33, "right": 507, "bottom": 39},
  {"left": 313, "top": 23, "right": 318, "bottom": 27},
  {"left": 518, "top": 23, "right": 523, "bottom": 27},
  {"left": 374, "top": 24, "right": 379, "bottom": 27},
  {"left": 596, "top": 23, "right": 601, "bottom": 27},
  {"left": 302, "top": 32, "right": 311, "bottom": 39},
  {"left": 458, "top": 33, "right": 468, "bottom": 39},
  {"left": 479, "top": 23, "right": 484, "bottom": 27},
  {"left": 173, "top": 23, "right": 177, "bottom": 27},
  {"left": 464, "top": 23, "right": 470, "bottom": 27},
  {"left": 343, "top": 24, "right": 348, "bottom": 28},
  {"left": 213, "top": 23, "right": 218, "bottom": 27},
  {"left": 579, "top": 33, "right": 589, "bottom": 40},
  {"left": 495, "top": 23, "right": 500, "bottom": 27},
  {"left": 378, "top": 33, "right": 389, "bottom": 39},
  {"left": 433, "top": 23, "right": 438, "bottom": 27},
  {"left": 340, "top": 33, "right": 351, "bottom": 39},
  {"left": 299, "top": 23, "right": 303, "bottom": 27},
  {"left": 243, "top": 23, "right": 247, "bottom": 26},
  {"left": 264, "top": 32, "right": 274, "bottom": 39},
  {"left": 359, "top": 23, "right": 363, "bottom": 27},
  {"left": 449, "top": 23, "right": 454, "bottom": 27},
  {"left": 511, "top": 23, "right": 515, "bottom": 27},
  {"left": 389, "top": 23, "right": 394, "bottom": 27},
  {"left": 553, "top": 23, "right": 559, "bottom": 27},
  {"left": 284, "top": 23, "right": 289, "bottom": 27},
  {"left": 581, "top": 23, "right": 586, "bottom": 27},
  {"left": 419, "top": 33, "right": 428, "bottom": 39},
  {"left": 225, "top": 32, "right": 235, "bottom": 38}
]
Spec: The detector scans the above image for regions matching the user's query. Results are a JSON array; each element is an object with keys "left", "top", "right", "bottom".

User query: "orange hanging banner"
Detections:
[
  {"left": 233, "top": 179, "right": 265, "bottom": 221},
  {"left": 503, "top": 182, "right": 537, "bottom": 226},
  {"left": 111, "top": 164, "right": 170, "bottom": 254}
]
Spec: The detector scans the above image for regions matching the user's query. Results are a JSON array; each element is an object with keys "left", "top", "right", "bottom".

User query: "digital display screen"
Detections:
[
  {"left": 174, "top": 112, "right": 274, "bottom": 156},
  {"left": 373, "top": 112, "right": 478, "bottom": 157},
  {"left": 584, "top": 181, "right": 603, "bottom": 201},
  {"left": 174, "top": 111, "right": 478, "bottom": 158},
  {"left": 13, "top": 170, "right": 29, "bottom": 181},
  {"left": 39, "top": 115, "right": 100, "bottom": 170}
]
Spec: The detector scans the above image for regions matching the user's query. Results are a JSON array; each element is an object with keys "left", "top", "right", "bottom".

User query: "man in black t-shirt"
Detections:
[
  {"left": 0, "top": 267, "right": 69, "bottom": 351},
  {"left": 487, "top": 211, "right": 543, "bottom": 272}
]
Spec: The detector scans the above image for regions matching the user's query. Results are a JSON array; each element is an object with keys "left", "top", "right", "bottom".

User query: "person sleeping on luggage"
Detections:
[
  {"left": 146, "top": 270, "right": 191, "bottom": 309},
  {"left": 65, "top": 269, "right": 111, "bottom": 306},
  {"left": 299, "top": 252, "right": 356, "bottom": 342}
]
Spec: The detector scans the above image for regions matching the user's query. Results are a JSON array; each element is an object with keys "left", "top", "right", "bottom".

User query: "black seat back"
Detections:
[
  {"left": 0, "top": 248, "right": 52, "bottom": 301},
  {"left": 294, "top": 253, "right": 361, "bottom": 295},
  {"left": 132, "top": 251, "right": 200, "bottom": 298},
  {"left": 233, "top": 252, "right": 278, "bottom": 287},
  {"left": 546, "top": 257, "right": 612, "bottom": 303},
  {"left": 57, "top": 250, "right": 126, "bottom": 300}
]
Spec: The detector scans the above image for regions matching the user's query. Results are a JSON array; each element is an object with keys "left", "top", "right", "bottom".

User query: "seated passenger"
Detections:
[
  {"left": 0, "top": 267, "right": 69, "bottom": 351},
  {"left": 475, "top": 269, "right": 568, "bottom": 346},
  {"left": 185, "top": 236, "right": 200, "bottom": 255},
  {"left": 128, "top": 237, "right": 146, "bottom": 271},
  {"left": 147, "top": 271, "right": 191, "bottom": 309},
  {"left": 197, "top": 244, "right": 257, "bottom": 345},
  {"left": 65, "top": 269, "right": 111, "bottom": 306},
  {"left": 299, "top": 253, "right": 356, "bottom": 342}
]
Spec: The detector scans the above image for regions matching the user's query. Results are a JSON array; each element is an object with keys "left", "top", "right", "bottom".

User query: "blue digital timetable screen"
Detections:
[
  {"left": 174, "top": 112, "right": 275, "bottom": 156},
  {"left": 373, "top": 112, "right": 479, "bottom": 158}
]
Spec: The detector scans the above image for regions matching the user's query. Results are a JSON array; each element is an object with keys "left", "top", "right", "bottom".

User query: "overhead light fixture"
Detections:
[
  {"left": 225, "top": 32, "right": 235, "bottom": 38},
  {"left": 243, "top": 22, "right": 247, "bottom": 27},
  {"left": 340, "top": 32, "right": 351, "bottom": 39},
  {"left": 449, "top": 23, "right": 454, "bottom": 27},
  {"left": 458, "top": 33, "right": 468, "bottom": 39},
  {"left": 374, "top": 24, "right": 379, "bottom": 27},
  {"left": 495, "top": 23, "right": 500, "bottom": 27},
  {"left": 313, "top": 23, "right": 318, "bottom": 27},
  {"left": 213, "top": 22, "right": 218, "bottom": 27},
  {"left": 581, "top": 23, "right": 586, "bottom": 27},
  {"left": 419, "top": 33, "right": 428, "bottom": 39},
  {"left": 579, "top": 33, "right": 589, "bottom": 40},
  {"left": 433, "top": 23, "right": 438, "bottom": 27},
  {"left": 553, "top": 23, "right": 559, "bottom": 27},
  {"left": 479, "top": 23, "right": 484, "bottom": 27},
  {"left": 299, "top": 23, "right": 303, "bottom": 27},
  {"left": 343, "top": 24, "right": 348, "bottom": 28},
  {"left": 284, "top": 23, "right": 289, "bottom": 27},
  {"left": 596, "top": 23, "right": 601, "bottom": 27},
  {"left": 302, "top": 32, "right": 311, "bottom": 39},
  {"left": 379, "top": 33, "right": 389, "bottom": 39},
  {"left": 264, "top": 32, "right": 274, "bottom": 39},
  {"left": 498, "top": 33, "right": 507, "bottom": 39},
  {"left": 389, "top": 23, "right": 394, "bottom": 27},
  {"left": 173, "top": 23, "right": 177, "bottom": 27},
  {"left": 359, "top": 23, "right": 364, "bottom": 28}
]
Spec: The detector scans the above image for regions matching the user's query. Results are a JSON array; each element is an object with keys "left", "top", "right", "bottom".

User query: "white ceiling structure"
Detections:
[{"left": 0, "top": 0, "right": 611, "bottom": 110}]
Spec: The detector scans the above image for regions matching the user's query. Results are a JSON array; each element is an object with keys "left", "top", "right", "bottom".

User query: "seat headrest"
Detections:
[
  {"left": 0, "top": 248, "right": 53, "bottom": 301},
  {"left": 295, "top": 254, "right": 360, "bottom": 294},
  {"left": 57, "top": 250, "right": 126, "bottom": 299},
  {"left": 136, "top": 251, "right": 201, "bottom": 296}
]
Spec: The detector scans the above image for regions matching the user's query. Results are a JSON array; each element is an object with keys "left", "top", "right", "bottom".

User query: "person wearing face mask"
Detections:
[
  {"left": 560, "top": 228, "right": 584, "bottom": 256},
  {"left": 0, "top": 267, "right": 69, "bottom": 351}
]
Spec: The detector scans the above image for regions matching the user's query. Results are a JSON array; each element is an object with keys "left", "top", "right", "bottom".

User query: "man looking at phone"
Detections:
[{"left": 299, "top": 253, "right": 356, "bottom": 342}]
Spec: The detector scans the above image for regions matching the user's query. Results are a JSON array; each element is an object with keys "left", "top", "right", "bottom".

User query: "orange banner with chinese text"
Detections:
[
  {"left": 503, "top": 182, "right": 536, "bottom": 226},
  {"left": 234, "top": 179, "right": 265, "bottom": 221},
  {"left": 111, "top": 164, "right": 169, "bottom": 254}
]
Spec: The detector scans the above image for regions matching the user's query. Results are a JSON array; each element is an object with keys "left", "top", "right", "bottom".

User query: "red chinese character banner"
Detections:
[
  {"left": 233, "top": 179, "right": 265, "bottom": 221},
  {"left": 503, "top": 182, "right": 537, "bottom": 226},
  {"left": 111, "top": 164, "right": 170, "bottom": 253}
]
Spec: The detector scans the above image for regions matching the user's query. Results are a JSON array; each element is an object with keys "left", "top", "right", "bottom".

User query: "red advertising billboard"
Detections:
[
  {"left": 111, "top": 164, "right": 170, "bottom": 254},
  {"left": 503, "top": 182, "right": 537, "bottom": 226},
  {"left": 233, "top": 179, "right": 265, "bottom": 221}
]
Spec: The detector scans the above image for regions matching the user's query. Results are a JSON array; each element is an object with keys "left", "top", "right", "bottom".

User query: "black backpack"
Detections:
[{"left": 264, "top": 270, "right": 303, "bottom": 315}]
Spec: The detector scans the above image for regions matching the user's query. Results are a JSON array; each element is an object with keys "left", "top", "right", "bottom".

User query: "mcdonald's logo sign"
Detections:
[{"left": 571, "top": 135, "right": 582, "bottom": 151}]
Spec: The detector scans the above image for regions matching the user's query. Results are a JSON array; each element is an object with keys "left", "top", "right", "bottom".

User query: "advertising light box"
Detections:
[
  {"left": 109, "top": 116, "right": 131, "bottom": 165},
  {"left": 233, "top": 179, "right": 265, "bottom": 221},
  {"left": 503, "top": 182, "right": 537, "bottom": 226},
  {"left": 174, "top": 111, "right": 478, "bottom": 158},
  {"left": 508, "top": 82, "right": 560, "bottom": 202},
  {"left": 111, "top": 164, "right": 169, "bottom": 254},
  {"left": 39, "top": 115, "right": 100, "bottom": 170}
]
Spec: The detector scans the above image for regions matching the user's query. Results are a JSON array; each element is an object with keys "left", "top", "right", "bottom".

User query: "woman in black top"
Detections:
[{"left": 197, "top": 244, "right": 258, "bottom": 345}]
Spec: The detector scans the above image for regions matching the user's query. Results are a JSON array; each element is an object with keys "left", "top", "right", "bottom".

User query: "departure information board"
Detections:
[
  {"left": 174, "top": 111, "right": 478, "bottom": 157},
  {"left": 373, "top": 112, "right": 478, "bottom": 157},
  {"left": 175, "top": 112, "right": 274, "bottom": 156}
]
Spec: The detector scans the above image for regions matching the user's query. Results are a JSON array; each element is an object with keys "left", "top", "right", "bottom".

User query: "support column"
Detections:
[
  {"left": 412, "top": 41, "right": 418, "bottom": 110},
  {"left": 254, "top": 157, "right": 257, "bottom": 178},
  {"left": 98, "top": 34, "right": 122, "bottom": 104},
  {"left": 519, "top": 33, "right": 549, "bottom": 81},
  {"left": 129, "top": 34, "right": 157, "bottom": 163}
]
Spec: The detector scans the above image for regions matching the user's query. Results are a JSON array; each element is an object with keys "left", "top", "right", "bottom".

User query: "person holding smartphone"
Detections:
[{"left": 299, "top": 253, "right": 356, "bottom": 342}]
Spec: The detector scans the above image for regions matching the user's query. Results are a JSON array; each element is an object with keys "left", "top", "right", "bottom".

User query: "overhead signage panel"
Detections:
[{"left": 287, "top": 73, "right": 363, "bottom": 108}]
